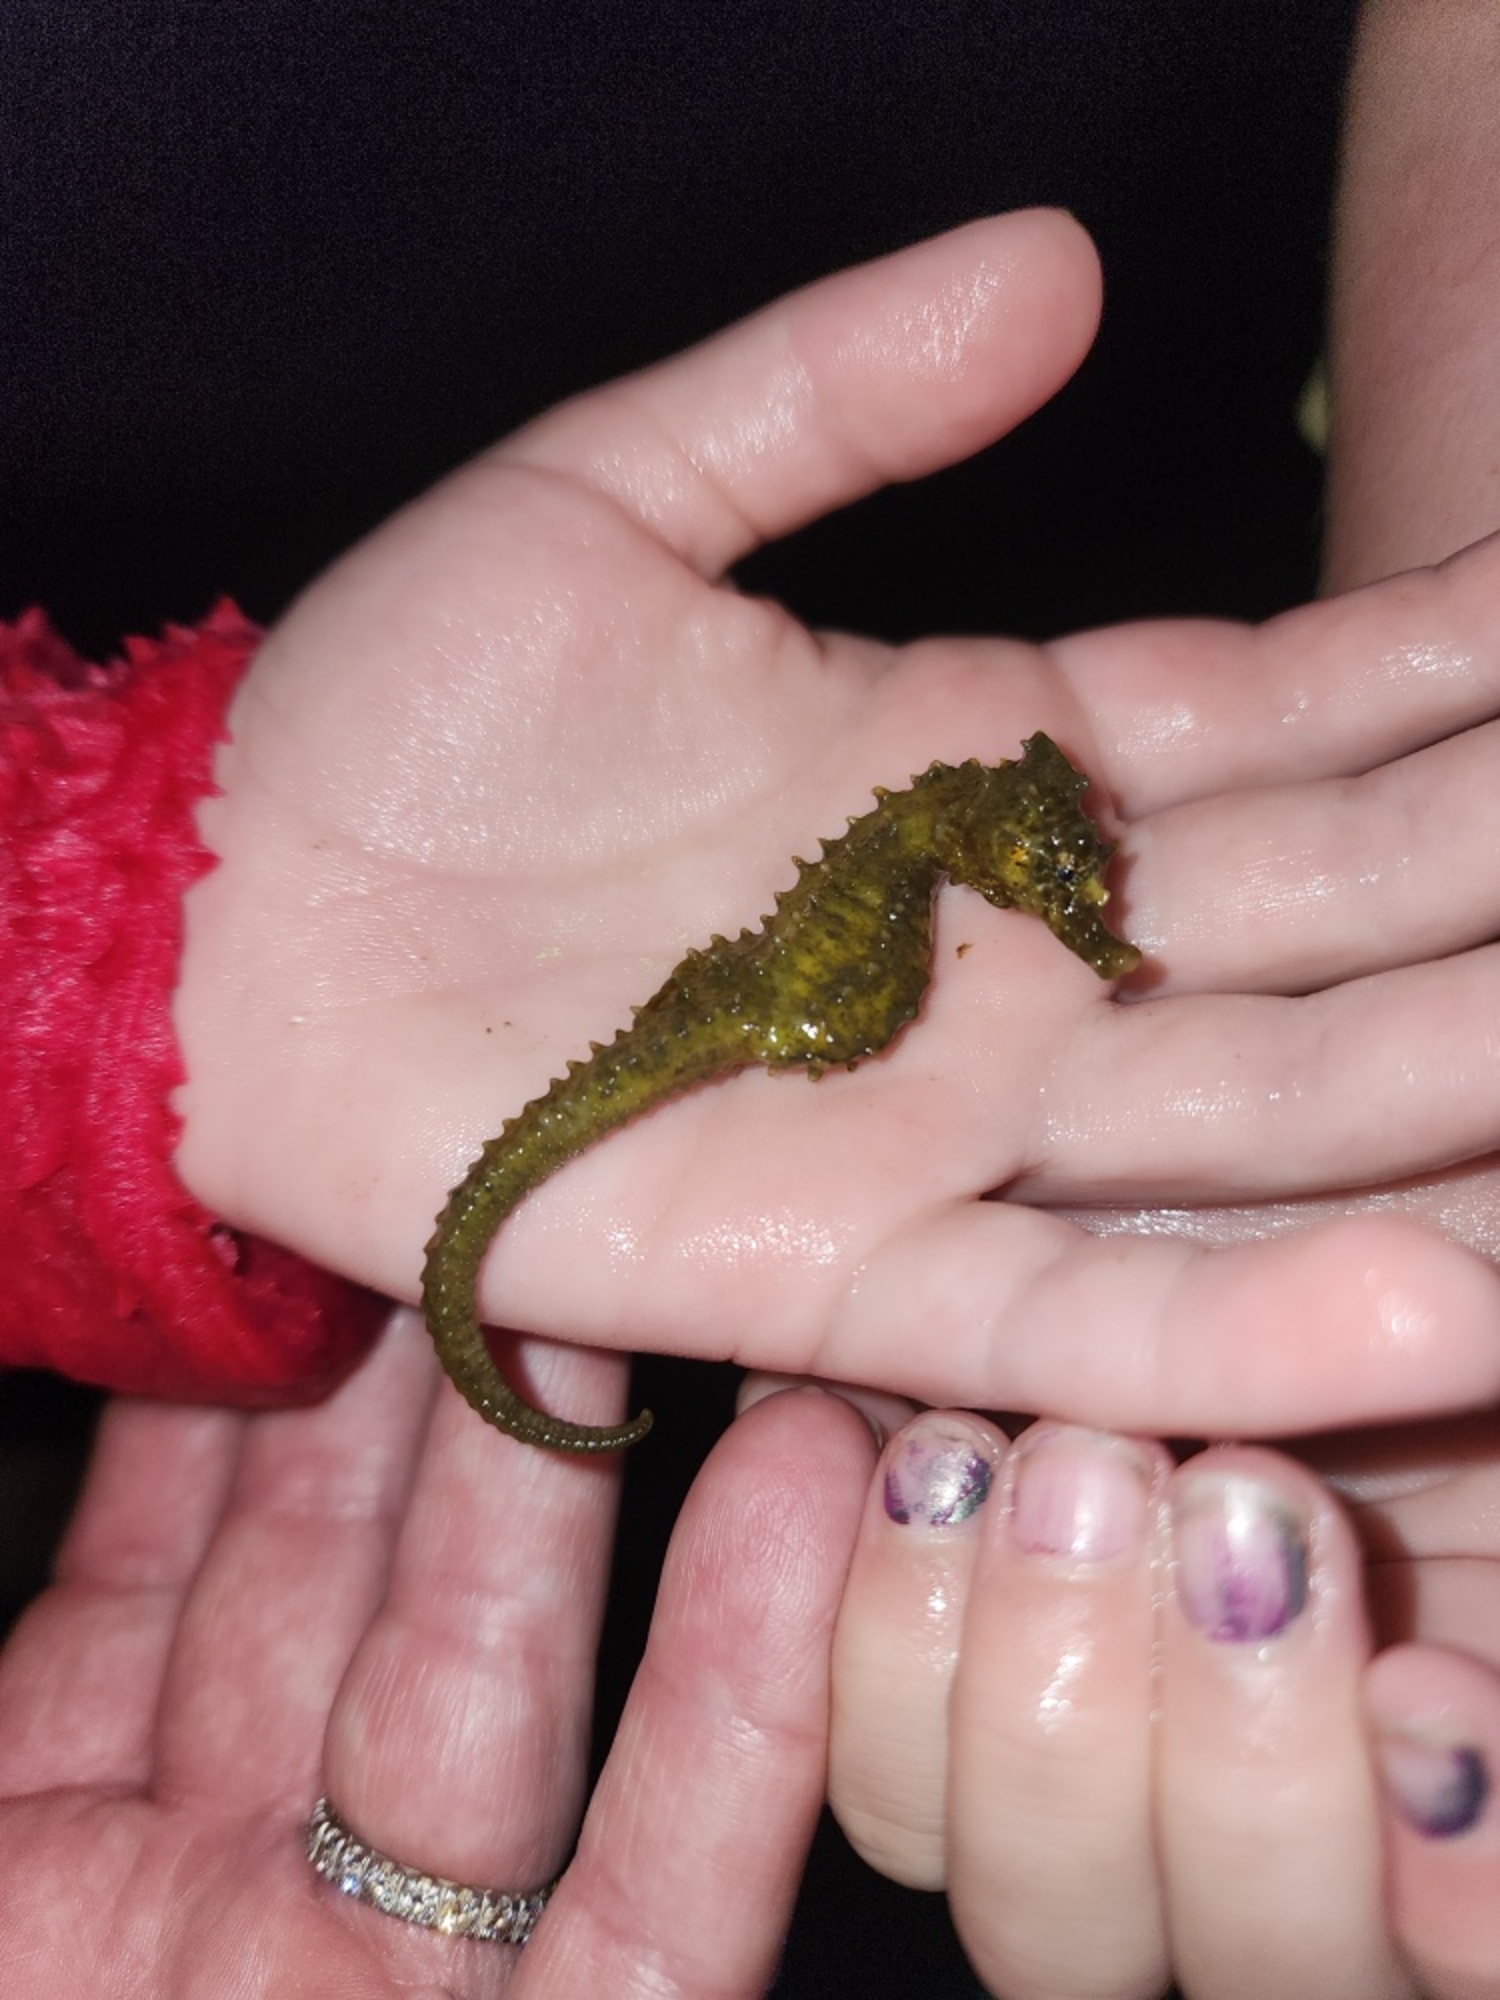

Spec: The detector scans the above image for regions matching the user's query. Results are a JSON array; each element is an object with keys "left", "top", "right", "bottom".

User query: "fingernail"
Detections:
[
  {"left": 883, "top": 1416, "right": 996, "bottom": 1530},
  {"left": 1172, "top": 1474, "right": 1310, "bottom": 1644},
  {"left": 1377, "top": 1732, "right": 1490, "bottom": 1839},
  {"left": 1008, "top": 1425, "right": 1152, "bottom": 1566},
  {"left": 736, "top": 1375, "right": 904, "bottom": 1448}
]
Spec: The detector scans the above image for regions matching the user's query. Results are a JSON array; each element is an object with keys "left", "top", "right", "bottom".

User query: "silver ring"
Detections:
[{"left": 304, "top": 1797, "right": 551, "bottom": 1946}]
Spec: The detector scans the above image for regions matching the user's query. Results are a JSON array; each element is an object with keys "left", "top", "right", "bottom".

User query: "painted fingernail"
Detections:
[
  {"left": 1008, "top": 1426, "right": 1152, "bottom": 1566},
  {"left": 883, "top": 1417, "right": 995, "bottom": 1530},
  {"left": 1377, "top": 1732, "right": 1490, "bottom": 1839},
  {"left": 1172, "top": 1474, "right": 1310, "bottom": 1644}
]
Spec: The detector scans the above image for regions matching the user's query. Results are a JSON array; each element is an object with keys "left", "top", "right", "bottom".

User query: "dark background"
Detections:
[{"left": 1, "top": 3, "right": 1361, "bottom": 1991}]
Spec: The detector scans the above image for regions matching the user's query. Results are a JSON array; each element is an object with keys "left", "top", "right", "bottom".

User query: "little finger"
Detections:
[{"left": 1367, "top": 1643, "right": 1500, "bottom": 2000}]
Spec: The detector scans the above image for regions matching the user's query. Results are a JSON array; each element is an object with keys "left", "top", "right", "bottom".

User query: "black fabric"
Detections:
[{"left": 3, "top": 1, "right": 1355, "bottom": 650}]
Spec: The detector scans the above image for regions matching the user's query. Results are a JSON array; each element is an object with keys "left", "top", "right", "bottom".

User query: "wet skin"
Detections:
[{"left": 421, "top": 734, "right": 1140, "bottom": 1452}]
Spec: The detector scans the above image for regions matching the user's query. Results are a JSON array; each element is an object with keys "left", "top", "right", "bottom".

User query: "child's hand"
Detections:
[
  {"left": 175, "top": 210, "right": 1500, "bottom": 1435},
  {"left": 828, "top": 1399, "right": 1500, "bottom": 1999}
]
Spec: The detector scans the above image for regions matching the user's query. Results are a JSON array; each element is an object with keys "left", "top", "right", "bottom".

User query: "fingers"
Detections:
[
  {"left": 838, "top": 1207, "right": 1500, "bottom": 1438},
  {"left": 1299, "top": 1412, "right": 1500, "bottom": 1659},
  {"left": 153, "top": 1309, "right": 439, "bottom": 1813},
  {"left": 508, "top": 209, "right": 1103, "bottom": 577},
  {"left": 832, "top": 1423, "right": 1414, "bottom": 2000},
  {"left": 1055, "top": 528, "right": 1500, "bottom": 815},
  {"left": 945, "top": 1424, "right": 1168, "bottom": 2000},
  {"left": 1155, "top": 1449, "right": 1406, "bottom": 2000},
  {"left": 1367, "top": 1644, "right": 1500, "bottom": 1999},
  {"left": 1307, "top": 1413, "right": 1500, "bottom": 1990},
  {"left": 736, "top": 1366, "right": 916, "bottom": 1445},
  {"left": 318, "top": 1324, "right": 624, "bottom": 1890},
  {"left": 830, "top": 1415, "right": 1171, "bottom": 1999},
  {"left": 0, "top": 1399, "right": 241, "bottom": 1793},
  {"left": 829, "top": 1412, "right": 1008, "bottom": 1892},
  {"left": 1123, "top": 718, "right": 1500, "bottom": 995},
  {"left": 1038, "top": 947, "right": 1500, "bottom": 1203},
  {"left": 519, "top": 1387, "right": 875, "bottom": 1999}
]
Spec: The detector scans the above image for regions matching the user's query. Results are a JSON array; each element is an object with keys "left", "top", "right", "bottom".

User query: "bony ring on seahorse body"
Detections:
[
  {"left": 304, "top": 1797, "right": 553, "bottom": 1946},
  {"left": 421, "top": 733, "right": 1141, "bottom": 1454}
]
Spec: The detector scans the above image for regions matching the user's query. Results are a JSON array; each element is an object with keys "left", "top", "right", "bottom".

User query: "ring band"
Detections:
[{"left": 304, "top": 1797, "right": 551, "bottom": 1946}]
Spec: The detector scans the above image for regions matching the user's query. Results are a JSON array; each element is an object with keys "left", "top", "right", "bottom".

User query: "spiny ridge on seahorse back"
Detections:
[{"left": 421, "top": 734, "right": 1138, "bottom": 1453}]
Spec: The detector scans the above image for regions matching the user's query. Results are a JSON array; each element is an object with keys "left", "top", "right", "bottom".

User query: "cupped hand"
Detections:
[
  {"left": 175, "top": 209, "right": 1500, "bottom": 1439},
  {"left": 0, "top": 1315, "right": 873, "bottom": 1999},
  {"left": 827, "top": 1399, "right": 1500, "bottom": 2000}
]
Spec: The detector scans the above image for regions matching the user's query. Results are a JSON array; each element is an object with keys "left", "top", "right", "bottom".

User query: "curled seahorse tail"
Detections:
[
  {"left": 421, "top": 1146, "right": 654, "bottom": 1452},
  {"left": 426, "top": 741, "right": 1136, "bottom": 1457},
  {"left": 422, "top": 1007, "right": 743, "bottom": 1453}
]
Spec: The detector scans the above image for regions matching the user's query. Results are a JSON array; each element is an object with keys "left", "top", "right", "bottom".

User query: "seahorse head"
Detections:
[{"left": 949, "top": 734, "right": 1141, "bottom": 981}]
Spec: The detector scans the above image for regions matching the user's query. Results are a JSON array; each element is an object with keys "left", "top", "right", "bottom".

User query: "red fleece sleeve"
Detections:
[{"left": 0, "top": 601, "right": 384, "bottom": 1404}]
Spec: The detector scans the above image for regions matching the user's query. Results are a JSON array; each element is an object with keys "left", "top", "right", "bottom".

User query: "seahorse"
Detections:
[{"left": 421, "top": 733, "right": 1140, "bottom": 1452}]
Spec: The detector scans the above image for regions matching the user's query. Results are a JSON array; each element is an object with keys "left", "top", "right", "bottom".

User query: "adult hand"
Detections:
[
  {"left": 827, "top": 1401, "right": 1500, "bottom": 1999},
  {"left": 175, "top": 209, "right": 1500, "bottom": 1439},
  {"left": 0, "top": 1314, "right": 873, "bottom": 1998}
]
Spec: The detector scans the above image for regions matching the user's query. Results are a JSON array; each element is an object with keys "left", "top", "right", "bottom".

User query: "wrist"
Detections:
[{"left": 0, "top": 603, "right": 382, "bottom": 1404}]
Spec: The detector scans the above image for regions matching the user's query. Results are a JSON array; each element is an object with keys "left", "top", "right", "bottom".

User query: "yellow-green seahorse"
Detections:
[{"left": 421, "top": 733, "right": 1140, "bottom": 1452}]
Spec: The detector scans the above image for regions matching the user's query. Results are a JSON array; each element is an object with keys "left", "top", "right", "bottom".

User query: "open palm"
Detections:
[{"left": 174, "top": 210, "right": 1500, "bottom": 1442}]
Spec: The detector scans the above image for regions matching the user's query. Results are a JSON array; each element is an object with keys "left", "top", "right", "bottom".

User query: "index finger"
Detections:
[
  {"left": 520, "top": 1387, "right": 875, "bottom": 1997},
  {"left": 1054, "top": 531, "right": 1500, "bottom": 815}
]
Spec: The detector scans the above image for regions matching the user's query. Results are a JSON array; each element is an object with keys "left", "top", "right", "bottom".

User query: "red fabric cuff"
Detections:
[{"left": 0, "top": 601, "right": 384, "bottom": 1405}]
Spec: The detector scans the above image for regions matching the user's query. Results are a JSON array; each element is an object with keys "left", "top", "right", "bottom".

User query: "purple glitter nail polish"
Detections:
[
  {"left": 1173, "top": 1478, "right": 1309, "bottom": 1644},
  {"left": 883, "top": 1422, "right": 993, "bottom": 1529},
  {"left": 1381, "top": 1737, "right": 1490, "bottom": 1840}
]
